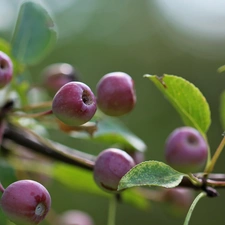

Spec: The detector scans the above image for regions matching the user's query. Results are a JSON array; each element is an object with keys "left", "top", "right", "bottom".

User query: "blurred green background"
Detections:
[{"left": 1, "top": 0, "right": 225, "bottom": 224}]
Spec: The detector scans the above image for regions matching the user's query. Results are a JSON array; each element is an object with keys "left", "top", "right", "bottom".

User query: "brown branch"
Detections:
[
  {"left": 2, "top": 122, "right": 225, "bottom": 191},
  {"left": 2, "top": 123, "right": 95, "bottom": 171}
]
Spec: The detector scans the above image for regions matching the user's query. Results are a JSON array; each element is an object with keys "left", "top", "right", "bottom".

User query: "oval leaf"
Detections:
[
  {"left": 11, "top": 1, "right": 57, "bottom": 65},
  {"left": 118, "top": 161, "right": 185, "bottom": 191},
  {"left": 66, "top": 114, "right": 147, "bottom": 152},
  {"left": 144, "top": 74, "right": 211, "bottom": 134}
]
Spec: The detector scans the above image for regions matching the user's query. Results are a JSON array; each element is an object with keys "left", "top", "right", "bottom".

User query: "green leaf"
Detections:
[
  {"left": 145, "top": 74, "right": 211, "bottom": 134},
  {"left": 220, "top": 90, "right": 225, "bottom": 130},
  {"left": 53, "top": 163, "right": 149, "bottom": 210},
  {"left": 69, "top": 114, "right": 147, "bottom": 152},
  {"left": 118, "top": 161, "right": 185, "bottom": 191},
  {"left": 11, "top": 1, "right": 57, "bottom": 65},
  {"left": 218, "top": 65, "right": 225, "bottom": 73},
  {"left": 0, "top": 38, "right": 24, "bottom": 76}
]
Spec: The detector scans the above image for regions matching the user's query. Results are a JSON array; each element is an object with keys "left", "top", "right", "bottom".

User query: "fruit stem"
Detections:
[
  {"left": 183, "top": 192, "right": 206, "bottom": 225},
  {"left": 107, "top": 195, "right": 117, "bottom": 225},
  {"left": 204, "top": 134, "right": 225, "bottom": 174},
  {"left": 12, "top": 109, "right": 53, "bottom": 118},
  {"left": 187, "top": 173, "right": 202, "bottom": 186},
  {"left": 14, "top": 101, "right": 52, "bottom": 112}
]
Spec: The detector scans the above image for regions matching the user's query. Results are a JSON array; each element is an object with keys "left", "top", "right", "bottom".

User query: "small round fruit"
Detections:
[
  {"left": 163, "top": 188, "right": 194, "bottom": 216},
  {"left": 96, "top": 72, "right": 136, "bottom": 116},
  {"left": 56, "top": 210, "right": 94, "bottom": 225},
  {"left": 0, "top": 180, "right": 51, "bottom": 225},
  {"left": 52, "top": 82, "right": 97, "bottom": 126},
  {"left": 93, "top": 148, "right": 135, "bottom": 192},
  {"left": 165, "top": 126, "right": 208, "bottom": 173},
  {"left": 0, "top": 51, "right": 13, "bottom": 88},
  {"left": 42, "top": 63, "right": 79, "bottom": 96}
]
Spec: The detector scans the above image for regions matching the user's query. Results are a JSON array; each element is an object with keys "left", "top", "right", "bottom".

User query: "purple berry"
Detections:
[
  {"left": 42, "top": 63, "right": 79, "bottom": 96},
  {"left": 56, "top": 210, "right": 94, "bottom": 225},
  {"left": 0, "top": 180, "right": 51, "bottom": 225},
  {"left": 96, "top": 72, "right": 136, "bottom": 116},
  {"left": 163, "top": 188, "right": 194, "bottom": 216},
  {"left": 0, "top": 51, "right": 13, "bottom": 88},
  {"left": 52, "top": 81, "right": 97, "bottom": 126},
  {"left": 93, "top": 148, "right": 135, "bottom": 192},
  {"left": 165, "top": 126, "right": 208, "bottom": 173}
]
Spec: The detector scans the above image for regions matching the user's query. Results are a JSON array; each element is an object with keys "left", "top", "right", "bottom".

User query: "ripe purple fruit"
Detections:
[
  {"left": 96, "top": 72, "right": 136, "bottom": 116},
  {"left": 0, "top": 180, "right": 51, "bottom": 225},
  {"left": 0, "top": 51, "right": 13, "bottom": 88},
  {"left": 163, "top": 188, "right": 194, "bottom": 216},
  {"left": 165, "top": 126, "right": 208, "bottom": 173},
  {"left": 52, "top": 81, "right": 97, "bottom": 126},
  {"left": 93, "top": 148, "right": 135, "bottom": 192},
  {"left": 42, "top": 63, "right": 79, "bottom": 96},
  {"left": 56, "top": 210, "right": 94, "bottom": 225}
]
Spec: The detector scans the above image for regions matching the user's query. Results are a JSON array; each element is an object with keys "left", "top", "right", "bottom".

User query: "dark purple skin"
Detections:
[
  {"left": 52, "top": 82, "right": 97, "bottom": 126},
  {"left": 165, "top": 126, "right": 208, "bottom": 173},
  {"left": 42, "top": 63, "right": 79, "bottom": 96},
  {"left": 0, "top": 180, "right": 51, "bottom": 225},
  {"left": 0, "top": 51, "right": 13, "bottom": 88},
  {"left": 96, "top": 72, "right": 136, "bottom": 116},
  {"left": 56, "top": 210, "right": 94, "bottom": 225},
  {"left": 93, "top": 148, "right": 135, "bottom": 192}
]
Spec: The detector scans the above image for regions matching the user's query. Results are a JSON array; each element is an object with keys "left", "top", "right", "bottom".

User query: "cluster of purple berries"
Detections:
[{"left": 47, "top": 66, "right": 136, "bottom": 126}]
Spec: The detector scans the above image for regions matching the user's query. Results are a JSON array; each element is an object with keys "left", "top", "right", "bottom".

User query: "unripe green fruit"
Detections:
[
  {"left": 0, "top": 180, "right": 51, "bottom": 225},
  {"left": 52, "top": 82, "right": 97, "bottom": 126},
  {"left": 93, "top": 148, "right": 135, "bottom": 192},
  {"left": 0, "top": 51, "right": 13, "bottom": 88},
  {"left": 96, "top": 72, "right": 136, "bottom": 116},
  {"left": 165, "top": 126, "right": 208, "bottom": 173}
]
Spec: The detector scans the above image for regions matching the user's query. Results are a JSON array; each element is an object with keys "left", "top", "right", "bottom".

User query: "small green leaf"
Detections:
[
  {"left": 70, "top": 114, "right": 147, "bottom": 152},
  {"left": 145, "top": 74, "right": 211, "bottom": 134},
  {"left": 218, "top": 65, "right": 225, "bottom": 73},
  {"left": 118, "top": 161, "right": 185, "bottom": 191},
  {"left": 0, "top": 38, "right": 24, "bottom": 76},
  {"left": 11, "top": 1, "right": 57, "bottom": 65}
]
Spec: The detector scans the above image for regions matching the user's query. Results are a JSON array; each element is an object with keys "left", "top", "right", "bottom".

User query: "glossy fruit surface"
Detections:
[
  {"left": 52, "top": 81, "right": 97, "bottom": 126},
  {"left": 0, "top": 51, "right": 13, "bottom": 88},
  {"left": 93, "top": 148, "right": 135, "bottom": 192},
  {"left": 0, "top": 180, "right": 51, "bottom": 225},
  {"left": 96, "top": 72, "right": 136, "bottom": 116},
  {"left": 165, "top": 126, "right": 208, "bottom": 173}
]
